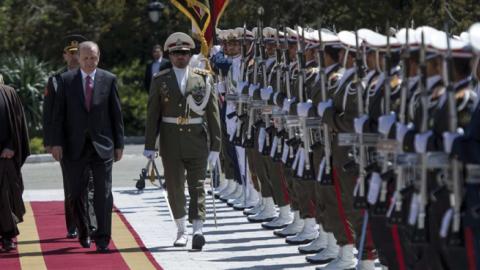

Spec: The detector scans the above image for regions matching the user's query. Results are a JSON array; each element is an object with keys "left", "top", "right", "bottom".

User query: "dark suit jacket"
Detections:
[
  {"left": 43, "top": 68, "right": 68, "bottom": 146},
  {"left": 52, "top": 68, "right": 124, "bottom": 160},
  {"left": 144, "top": 58, "right": 170, "bottom": 92}
]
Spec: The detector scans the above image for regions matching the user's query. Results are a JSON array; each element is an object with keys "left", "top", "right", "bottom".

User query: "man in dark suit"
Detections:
[
  {"left": 144, "top": 44, "right": 170, "bottom": 92},
  {"left": 51, "top": 41, "right": 124, "bottom": 253},
  {"left": 43, "top": 34, "right": 99, "bottom": 240}
]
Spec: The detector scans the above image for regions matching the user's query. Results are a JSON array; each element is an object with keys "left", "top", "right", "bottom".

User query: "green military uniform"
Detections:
[{"left": 145, "top": 66, "right": 221, "bottom": 222}]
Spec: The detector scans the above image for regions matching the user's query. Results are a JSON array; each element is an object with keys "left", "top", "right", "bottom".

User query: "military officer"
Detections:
[{"left": 144, "top": 32, "right": 221, "bottom": 250}]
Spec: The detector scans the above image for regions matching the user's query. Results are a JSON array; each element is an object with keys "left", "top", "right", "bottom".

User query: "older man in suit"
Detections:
[{"left": 51, "top": 41, "right": 124, "bottom": 253}]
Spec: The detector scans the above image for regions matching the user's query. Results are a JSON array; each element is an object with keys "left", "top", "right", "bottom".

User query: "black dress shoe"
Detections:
[
  {"left": 96, "top": 244, "right": 110, "bottom": 253},
  {"left": 191, "top": 234, "right": 205, "bottom": 250},
  {"left": 2, "top": 238, "right": 16, "bottom": 251},
  {"left": 79, "top": 237, "right": 91, "bottom": 248},
  {"left": 95, "top": 238, "right": 110, "bottom": 253},
  {"left": 66, "top": 230, "right": 78, "bottom": 239}
]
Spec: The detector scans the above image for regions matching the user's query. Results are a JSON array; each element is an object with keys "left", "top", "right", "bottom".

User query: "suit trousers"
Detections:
[
  {"left": 64, "top": 140, "right": 113, "bottom": 245},
  {"left": 161, "top": 155, "right": 207, "bottom": 223}
]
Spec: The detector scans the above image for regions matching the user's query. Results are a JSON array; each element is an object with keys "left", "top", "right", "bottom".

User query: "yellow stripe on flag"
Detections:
[
  {"left": 17, "top": 202, "right": 47, "bottom": 270},
  {"left": 111, "top": 212, "right": 157, "bottom": 270}
]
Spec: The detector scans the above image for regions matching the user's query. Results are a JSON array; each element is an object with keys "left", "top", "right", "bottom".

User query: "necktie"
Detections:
[{"left": 85, "top": 75, "right": 93, "bottom": 111}]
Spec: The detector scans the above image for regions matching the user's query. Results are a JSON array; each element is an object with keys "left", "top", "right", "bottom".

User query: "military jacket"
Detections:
[{"left": 145, "top": 67, "right": 221, "bottom": 159}]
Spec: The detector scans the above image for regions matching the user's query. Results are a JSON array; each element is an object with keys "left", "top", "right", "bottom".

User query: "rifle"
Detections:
[
  {"left": 296, "top": 26, "right": 315, "bottom": 180},
  {"left": 374, "top": 27, "right": 392, "bottom": 215},
  {"left": 272, "top": 26, "right": 287, "bottom": 162},
  {"left": 283, "top": 26, "right": 297, "bottom": 168},
  {"left": 388, "top": 25, "right": 410, "bottom": 224},
  {"left": 412, "top": 30, "right": 429, "bottom": 243},
  {"left": 443, "top": 23, "right": 463, "bottom": 246},
  {"left": 232, "top": 24, "right": 248, "bottom": 146},
  {"left": 353, "top": 30, "right": 368, "bottom": 209},
  {"left": 316, "top": 25, "right": 333, "bottom": 185},
  {"left": 258, "top": 13, "right": 272, "bottom": 156}
]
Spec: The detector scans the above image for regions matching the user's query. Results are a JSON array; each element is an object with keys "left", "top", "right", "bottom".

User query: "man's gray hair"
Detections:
[{"left": 79, "top": 41, "right": 100, "bottom": 54}]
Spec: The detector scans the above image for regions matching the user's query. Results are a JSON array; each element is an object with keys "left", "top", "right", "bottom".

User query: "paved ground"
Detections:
[
  {"left": 22, "top": 145, "right": 153, "bottom": 190},
  {"left": 22, "top": 145, "right": 382, "bottom": 270}
]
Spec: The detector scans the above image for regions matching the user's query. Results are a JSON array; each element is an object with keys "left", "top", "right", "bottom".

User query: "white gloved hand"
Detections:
[
  {"left": 378, "top": 113, "right": 396, "bottom": 136},
  {"left": 208, "top": 151, "right": 220, "bottom": 167},
  {"left": 260, "top": 86, "right": 273, "bottom": 101},
  {"left": 443, "top": 128, "right": 464, "bottom": 153},
  {"left": 143, "top": 150, "right": 156, "bottom": 159},
  {"left": 215, "top": 82, "right": 225, "bottom": 94},
  {"left": 396, "top": 122, "right": 414, "bottom": 144},
  {"left": 248, "top": 83, "right": 260, "bottom": 97},
  {"left": 354, "top": 115, "right": 369, "bottom": 134},
  {"left": 414, "top": 131, "right": 433, "bottom": 154},
  {"left": 317, "top": 99, "right": 333, "bottom": 117},
  {"left": 297, "top": 101, "right": 313, "bottom": 117},
  {"left": 236, "top": 81, "right": 248, "bottom": 94}
]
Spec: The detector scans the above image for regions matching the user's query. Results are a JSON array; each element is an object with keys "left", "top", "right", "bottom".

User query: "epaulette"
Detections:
[
  {"left": 192, "top": 67, "right": 211, "bottom": 76},
  {"left": 154, "top": 68, "right": 171, "bottom": 78}
]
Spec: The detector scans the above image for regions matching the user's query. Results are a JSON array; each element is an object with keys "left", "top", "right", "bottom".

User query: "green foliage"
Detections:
[
  {"left": 29, "top": 136, "right": 44, "bottom": 154},
  {"left": 0, "top": 54, "right": 49, "bottom": 138},
  {"left": 112, "top": 59, "right": 148, "bottom": 136}
]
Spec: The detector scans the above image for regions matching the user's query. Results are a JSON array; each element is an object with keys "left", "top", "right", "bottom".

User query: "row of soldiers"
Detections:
[{"left": 208, "top": 19, "right": 480, "bottom": 270}]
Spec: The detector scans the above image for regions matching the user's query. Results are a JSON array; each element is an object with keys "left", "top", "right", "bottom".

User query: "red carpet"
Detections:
[
  {"left": 0, "top": 201, "right": 162, "bottom": 270},
  {"left": 0, "top": 249, "right": 21, "bottom": 269}
]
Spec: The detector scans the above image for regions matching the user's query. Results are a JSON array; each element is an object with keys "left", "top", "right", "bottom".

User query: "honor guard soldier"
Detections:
[{"left": 144, "top": 32, "right": 221, "bottom": 250}]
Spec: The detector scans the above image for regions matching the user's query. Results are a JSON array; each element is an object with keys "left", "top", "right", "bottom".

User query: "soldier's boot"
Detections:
[
  {"left": 247, "top": 197, "right": 276, "bottom": 222},
  {"left": 357, "top": 260, "right": 375, "bottom": 270},
  {"left": 298, "top": 224, "right": 328, "bottom": 254},
  {"left": 262, "top": 205, "right": 293, "bottom": 229},
  {"left": 229, "top": 188, "right": 246, "bottom": 207},
  {"left": 319, "top": 244, "right": 356, "bottom": 270},
  {"left": 274, "top": 211, "right": 304, "bottom": 237},
  {"left": 191, "top": 219, "right": 205, "bottom": 251},
  {"left": 306, "top": 233, "right": 339, "bottom": 264},
  {"left": 213, "top": 178, "right": 230, "bottom": 197},
  {"left": 234, "top": 185, "right": 259, "bottom": 210},
  {"left": 219, "top": 181, "right": 237, "bottom": 201},
  {"left": 244, "top": 197, "right": 265, "bottom": 216},
  {"left": 286, "top": 218, "right": 319, "bottom": 245},
  {"left": 173, "top": 217, "right": 188, "bottom": 247},
  {"left": 225, "top": 184, "right": 244, "bottom": 204}
]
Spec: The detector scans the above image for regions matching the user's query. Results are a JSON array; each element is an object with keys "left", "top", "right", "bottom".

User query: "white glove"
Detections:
[
  {"left": 317, "top": 99, "right": 333, "bottom": 117},
  {"left": 395, "top": 122, "right": 413, "bottom": 144},
  {"left": 282, "top": 98, "right": 295, "bottom": 113},
  {"left": 215, "top": 82, "right": 225, "bottom": 94},
  {"left": 354, "top": 115, "right": 369, "bottom": 134},
  {"left": 443, "top": 128, "right": 464, "bottom": 153},
  {"left": 143, "top": 150, "right": 156, "bottom": 159},
  {"left": 248, "top": 83, "right": 260, "bottom": 97},
  {"left": 378, "top": 113, "right": 396, "bottom": 136},
  {"left": 208, "top": 151, "right": 220, "bottom": 167},
  {"left": 236, "top": 81, "right": 248, "bottom": 94},
  {"left": 260, "top": 86, "right": 273, "bottom": 101},
  {"left": 414, "top": 131, "right": 433, "bottom": 154},
  {"left": 297, "top": 101, "right": 313, "bottom": 117}
]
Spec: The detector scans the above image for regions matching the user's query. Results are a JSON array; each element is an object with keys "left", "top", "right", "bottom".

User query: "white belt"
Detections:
[
  {"left": 466, "top": 164, "right": 480, "bottom": 184},
  {"left": 162, "top": 116, "right": 203, "bottom": 125}
]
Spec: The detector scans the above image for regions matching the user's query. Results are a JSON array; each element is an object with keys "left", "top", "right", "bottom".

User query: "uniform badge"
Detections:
[{"left": 190, "top": 83, "right": 206, "bottom": 103}]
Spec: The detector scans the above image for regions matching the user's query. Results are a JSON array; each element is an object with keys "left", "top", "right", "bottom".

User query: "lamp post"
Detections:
[{"left": 148, "top": 1, "right": 164, "bottom": 23}]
